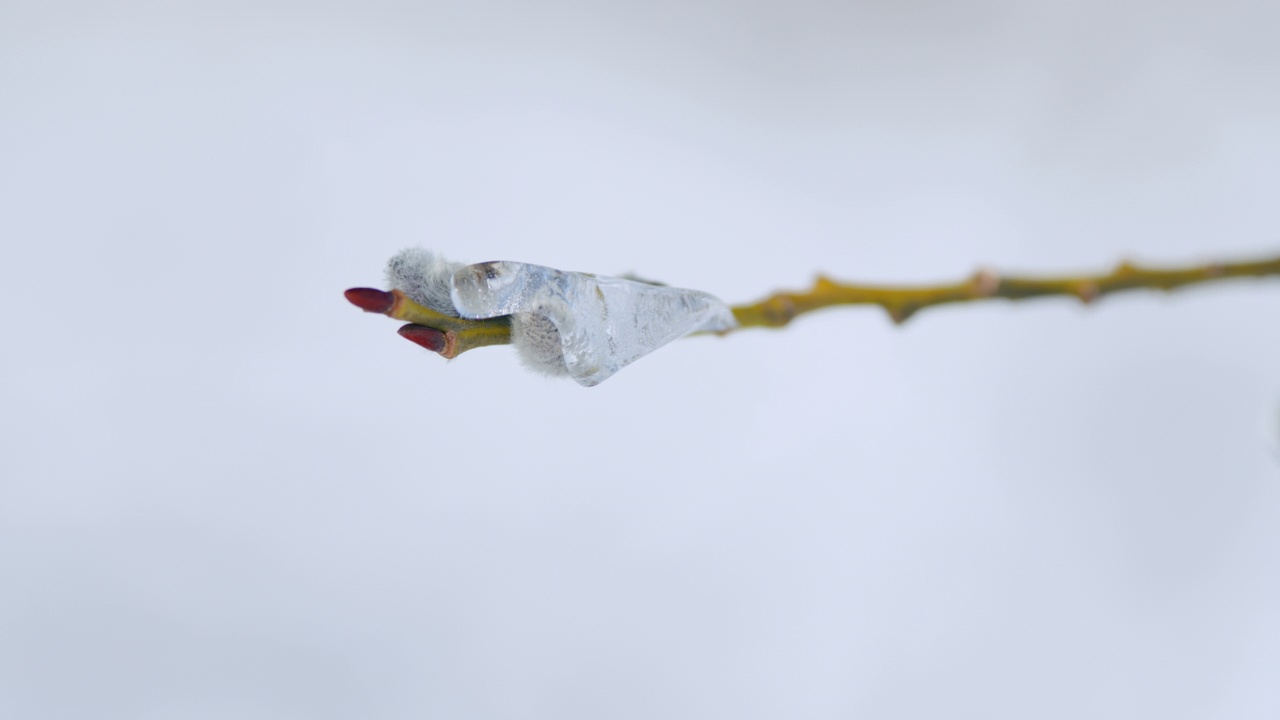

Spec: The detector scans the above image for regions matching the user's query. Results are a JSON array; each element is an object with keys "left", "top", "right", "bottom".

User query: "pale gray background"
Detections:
[{"left": 2, "top": 1, "right": 1279, "bottom": 718}]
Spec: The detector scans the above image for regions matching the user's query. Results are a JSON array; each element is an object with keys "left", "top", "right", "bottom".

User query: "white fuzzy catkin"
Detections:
[
  {"left": 510, "top": 312, "right": 571, "bottom": 377},
  {"left": 385, "top": 248, "right": 464, "bottom": 317}
]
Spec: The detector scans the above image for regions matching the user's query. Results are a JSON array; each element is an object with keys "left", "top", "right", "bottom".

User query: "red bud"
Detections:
[
  {"left": 344, "top": 288, "right": 395, "bottom": 314},
  {"left": 398, "top": 324, "right": 448, "bottom": 353}
]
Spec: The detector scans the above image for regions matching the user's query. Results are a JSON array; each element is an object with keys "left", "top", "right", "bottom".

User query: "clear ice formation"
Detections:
[{"left": 450, "top": 261, "right": 738, "bottom": 387}]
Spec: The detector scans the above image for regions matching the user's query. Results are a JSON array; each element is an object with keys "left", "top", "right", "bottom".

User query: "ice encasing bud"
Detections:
[{"left": 451, "top": 260, "right": 736, "bottom": 386}]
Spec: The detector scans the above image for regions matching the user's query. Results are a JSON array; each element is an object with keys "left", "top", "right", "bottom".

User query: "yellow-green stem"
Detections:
[{"left": 729, "top": 253, "right": 1280, "bottom": 329}]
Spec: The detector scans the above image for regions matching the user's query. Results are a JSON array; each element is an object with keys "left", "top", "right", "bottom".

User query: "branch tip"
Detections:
[
  {"left": 398, "top": 324, "right": 448, "bottom": 354},
  {"left": 345, "top": 287, "right": 395, "bottom": 314}
]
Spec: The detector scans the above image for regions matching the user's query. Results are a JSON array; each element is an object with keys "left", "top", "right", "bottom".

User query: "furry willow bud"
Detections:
[{"left": 380, "top": 248, "right": 737, "bottom": 386}]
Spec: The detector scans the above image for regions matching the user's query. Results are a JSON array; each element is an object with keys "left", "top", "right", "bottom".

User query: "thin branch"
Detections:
[
  {"left": 347, "top": 252, "right": 1280, "bottom": 355},
  {"left": 728, "top": 253, "right": 1280, "bottom": 330}
]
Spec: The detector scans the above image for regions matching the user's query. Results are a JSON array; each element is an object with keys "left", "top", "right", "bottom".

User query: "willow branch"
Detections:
[
  {"left": 728, "top": 253, "right": 1280, "bottom": 330},
  {"left": 348, "top": 252, "right": 1280, "bottom": 354}
]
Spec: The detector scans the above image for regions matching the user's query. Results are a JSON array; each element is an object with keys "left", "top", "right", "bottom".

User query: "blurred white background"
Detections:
[{"left": 2, "top": 1, "right": 1279, "bottom": 718}]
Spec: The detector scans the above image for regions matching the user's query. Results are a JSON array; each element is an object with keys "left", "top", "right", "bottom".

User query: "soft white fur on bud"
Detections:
[
  {"left": 510, "top": 312, "right": 571, "bottom": 377},
  {"left": 385, "top": 248, "right": 463, "bottom": 317}
]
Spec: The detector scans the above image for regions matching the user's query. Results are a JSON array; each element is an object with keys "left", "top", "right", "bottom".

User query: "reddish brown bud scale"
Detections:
[
  {"left": 398, "top": 324, "right": 448, "bottom": 353},
  {"left": 345, "top": 287, "right": 395, "bottom": 314}
]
